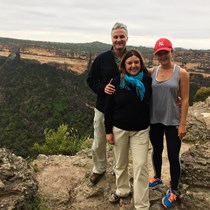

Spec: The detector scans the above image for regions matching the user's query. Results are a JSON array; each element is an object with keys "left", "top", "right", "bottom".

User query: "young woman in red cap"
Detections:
[{"left": 149, "top": 38, "right": 189, "bottom": 208}]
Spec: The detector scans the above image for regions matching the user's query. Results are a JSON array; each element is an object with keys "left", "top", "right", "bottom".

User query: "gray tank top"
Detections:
[{"left": 150, "top": 65, "right": 181, "bottom": 126}]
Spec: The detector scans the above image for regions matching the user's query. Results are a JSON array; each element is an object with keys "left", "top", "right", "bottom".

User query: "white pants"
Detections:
[
  {"left": 113, "top": 126, "right": 150, "bottom": 210},
  {"left": 92, "top": 108, "right": 107, "bottom": 174}
]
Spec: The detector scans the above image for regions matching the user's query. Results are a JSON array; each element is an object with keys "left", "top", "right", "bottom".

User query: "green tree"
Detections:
[
  {"left": 189, "top": 82, "right": 199, "bottom": 106},
  {"left": 194, "top": 87, "right": 210, "bottom": 102}
]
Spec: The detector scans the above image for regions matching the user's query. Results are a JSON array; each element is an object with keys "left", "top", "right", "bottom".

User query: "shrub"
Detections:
[
  {"left": 194, "top": 87, "right": 210, "bottom": 102},
  {"left": 32, "top": 124, "right": 85, "bottom": 156}
]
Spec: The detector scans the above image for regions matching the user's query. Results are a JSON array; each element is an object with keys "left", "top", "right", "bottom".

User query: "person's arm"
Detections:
[
  {"left": 178, "top": 68, "right": 189, "bottom": 139},
  {"left": 104, "top": 79, "right": 116, "bottom": 144},
  {"left": 86, "top": 56, "right": 106, "bottom": 96},
  {"left": 87, "top": 54, "right": 116, "bottom": 96},
  {"left": 147, "top": 68, "right": 154, "bottom": 77}
]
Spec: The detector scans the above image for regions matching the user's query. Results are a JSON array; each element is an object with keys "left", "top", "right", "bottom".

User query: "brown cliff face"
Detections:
[
  {"left": 0, "top": 46, "right": 89, "bottom": 74},
  {"left": 1, "top": 41, "right": 210, "bottom": 78}
]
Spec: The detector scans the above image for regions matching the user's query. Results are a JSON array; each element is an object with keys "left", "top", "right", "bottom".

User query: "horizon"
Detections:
[{"left": 1, "top": 36, "right": 209, "bottom": 51}]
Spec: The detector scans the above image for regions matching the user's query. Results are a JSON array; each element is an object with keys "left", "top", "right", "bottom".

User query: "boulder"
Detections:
[
  {"left": 179, "top": 142, "right": 210, "bottom": 210},
  {"left": 0, "top": 148, "right": 38, "bottom": 210},
  {"left": 185, "top": 97, "right": 210, "bottom": 142}
]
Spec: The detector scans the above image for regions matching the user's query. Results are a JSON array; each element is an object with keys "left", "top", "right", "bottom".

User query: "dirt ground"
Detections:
[{"left": 33, "top": 140, "right": 192, "bottom": 209}]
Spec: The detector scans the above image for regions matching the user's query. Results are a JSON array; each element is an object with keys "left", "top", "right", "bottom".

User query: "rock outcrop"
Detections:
[
  {"left": 32, "top": 141, "right": 210, "bottom": 210},
  {"left": 180, "top": 142, "right": 210, "bottom": 210},
  {"left": 185, "top": 97, "right": 210, "bottom": 142},
  {"left": 32, "top": 96, "right": 210, "bottom": 209},
  {"left": 0, "top": 148, "right": 38, "bottom": 210}
]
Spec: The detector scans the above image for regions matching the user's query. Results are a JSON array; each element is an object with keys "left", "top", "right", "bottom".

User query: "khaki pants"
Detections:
[
  {"left": 113, "top": 126, "right": 150, "bottom": 210},
  {"left": 92, "top": 108, "right": 107, "bottom": 174}
]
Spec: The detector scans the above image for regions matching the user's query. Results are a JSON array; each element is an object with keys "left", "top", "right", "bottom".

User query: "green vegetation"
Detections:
[
  {"left": 31, "top": 195, "right": 51, "bottom": 210},
  {"left": 32, "top": 124, "right": 89, "bottom": 156},
  {"left": 0, "top": 59, "right": 95, "bottom": 158},
  {"left": 194, "top": 87, "right": 210, "bottom": 102},
  {"left": 189, "top": 82, "right": 200, "bottom": 106}
]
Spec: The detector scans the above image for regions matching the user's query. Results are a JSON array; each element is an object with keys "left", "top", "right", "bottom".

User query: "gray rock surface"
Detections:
[
  {"left": 185, "top": 97, "right": 210, "bottom": 142},
  {"left": 180, "top": 142, "right": 210, "bottom": 210},
  {"left": 0, "top": 148, "right": 38, "bottom": 210}
]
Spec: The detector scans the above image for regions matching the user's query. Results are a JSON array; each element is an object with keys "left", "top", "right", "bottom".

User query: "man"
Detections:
[{"left": 87, "top": 22, "right": 128, "bottom": 185}]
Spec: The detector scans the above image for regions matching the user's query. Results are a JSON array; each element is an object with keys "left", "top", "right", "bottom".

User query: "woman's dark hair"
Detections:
[{"left": 119, "top": 48, "right": 148, "bottom": 75}]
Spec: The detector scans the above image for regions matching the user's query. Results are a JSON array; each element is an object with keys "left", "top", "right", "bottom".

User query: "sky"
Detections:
[{"left": 1, "top": 0, "right": 210, "bottom": 50}]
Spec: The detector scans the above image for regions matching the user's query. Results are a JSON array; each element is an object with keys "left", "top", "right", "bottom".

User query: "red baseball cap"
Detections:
[{"left": 154, "top": 38, "right": 173, "bottom": 55}]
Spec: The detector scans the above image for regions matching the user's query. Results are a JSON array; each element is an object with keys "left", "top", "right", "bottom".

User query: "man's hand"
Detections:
[
  {"left": 106, "top": 133, "right": 115, "bottom": 145},
  {"left": 177, "top": 96, "right": 181, "bottom": 107},
  {"left": 105, "top": 79, "right": 115, "bottom": 95}
]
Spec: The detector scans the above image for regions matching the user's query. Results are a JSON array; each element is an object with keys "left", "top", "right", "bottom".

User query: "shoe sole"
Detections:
[{"left": 149, "top": 183, "right": 164, "bottom": 190}]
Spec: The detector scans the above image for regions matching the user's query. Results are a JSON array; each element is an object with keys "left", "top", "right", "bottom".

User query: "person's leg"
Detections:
[
  {"left": 165, "top": 126, "right": 181, "bottom": 191},
  {"left": 149, "top": 123, "right": 164, "bottom": 178},
  {"left": 113, "top": 126, "right": 130, "bottom": 197},
  {"left": 92, "top": 108, "right": 107, "bottom": 174},
  {"left": 130, "top": 127, "right": 150, "bottom": 210}
]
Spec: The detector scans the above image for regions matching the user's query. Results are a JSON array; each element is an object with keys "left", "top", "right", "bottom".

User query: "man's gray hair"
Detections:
[{"left": 111, "top": 22, "right": 128, "bottom": 35}]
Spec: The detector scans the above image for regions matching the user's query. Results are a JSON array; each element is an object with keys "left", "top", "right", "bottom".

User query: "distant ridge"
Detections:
[
  {"left": 0, "top": 36, "right": 155, "bottom": 53},
  {"left": 0, "top": 37, "right": 112, "bottom": 53}
]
